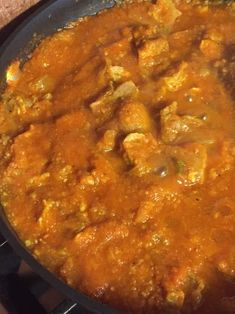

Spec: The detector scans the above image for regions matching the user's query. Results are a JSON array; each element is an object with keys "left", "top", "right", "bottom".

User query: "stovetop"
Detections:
[{"left": 0, "top": 233, "right": 92, "bottom": 314}]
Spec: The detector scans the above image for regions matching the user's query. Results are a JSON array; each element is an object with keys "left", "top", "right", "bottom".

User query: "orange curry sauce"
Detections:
[{"left": 0, "top": 0, "right": 235, "bottom": 313}]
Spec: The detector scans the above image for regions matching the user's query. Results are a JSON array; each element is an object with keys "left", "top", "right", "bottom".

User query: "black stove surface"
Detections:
[{"left": 0, "top": 233, "right": 92, "bottom": 314}]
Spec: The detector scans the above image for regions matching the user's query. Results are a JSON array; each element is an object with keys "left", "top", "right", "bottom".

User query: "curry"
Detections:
[{"left": 0, "top": 0, "right": 235, "bottom": 313}]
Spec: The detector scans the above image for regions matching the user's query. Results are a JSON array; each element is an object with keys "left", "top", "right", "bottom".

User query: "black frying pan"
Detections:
[{"left": 0, "top": 1, "right": 121, "bottom": 313}]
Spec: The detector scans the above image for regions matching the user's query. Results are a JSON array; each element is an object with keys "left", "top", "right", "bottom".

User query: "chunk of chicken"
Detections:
[
  {"left": 99, "top": 58, "right": 131, "bottom": 84},
  {"left": 90, "top": 81, "right": 139, "bottom": 124},
  {"left": 160, "top": 102, "right": 204, "bottom": 144},
  {"left": 108, "top": 65, "right": 130, "bottom": 82},
  {"left": 138, "top": 37, "right": 169, "bottom": 60},
  {"left": 148, "top": 0, "right": 181, "bottom": 31},
  {"left": 3, "top": 124, "right": 51, "bottom": 180},
  {"left": 123, "top": 132, "right": 173, "bottom": 177},
  {"left": 123, "top": 133, "right": 159, "bottom": 166},
  {"left": 163, "top": 62, "right": 188, "bottom": 92},
  {"left": 138, "top": 37, "right": 170, "bottom": 74},
  {"left": 169, "top": 143, "right": 207, "bottom": 186},
  {"left": 74, "top": 220, "right": 129, "bottom": 249},
  {"left": 113, "top": 81, "right": 139, "bottom": 100},
  {"left": 163, "top": 264, "right": 206, "bottom": 311},
  {"left": 200, "top": 39, "right": 223, "bottom": 61},
  {"left": 97, "top": 130, "right": 117, "bottom": 152},
  {"left": 119, "top": 102, "right": 152, "bottom": 133},
  {"left": 168, "top": 27, "right": 204, "bottom": 63}
]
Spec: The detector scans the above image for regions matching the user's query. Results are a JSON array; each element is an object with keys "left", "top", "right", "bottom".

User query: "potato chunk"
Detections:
[
  {"left": 160, "top": 102, "right": 204, "bottom": 144},
  {"left": 119, "top": 102, "right": 152, "bottom": 133}
]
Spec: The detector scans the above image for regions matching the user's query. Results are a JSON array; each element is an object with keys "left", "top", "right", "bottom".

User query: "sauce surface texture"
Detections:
[{"left": 1, "top": 1, "right": 235, "bottom": 313}]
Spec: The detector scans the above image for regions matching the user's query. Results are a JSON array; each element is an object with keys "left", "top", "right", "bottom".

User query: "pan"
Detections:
[{"left": 0, "top": 0, "right": 120, "bottom": 313}]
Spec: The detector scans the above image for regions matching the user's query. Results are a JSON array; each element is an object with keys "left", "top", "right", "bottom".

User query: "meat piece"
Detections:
[
  {"left": 74, "top": 220, "right": 129, "bottom": 249},
  {"left": 113, "top": 81, "right": 139, "bottom": 100},
  {"left": 97, "top": 129, "right": 117, "bottom": 152},
  {"left": 168, "top": 27, "right": 204, "bottom": 62},
  {"left": 163, "top": 62, "right": 188, "bottom": 92},
  {"left": 98, "top": 60, "right": 130, "bottom": 84},
  {"left": 54, "top": 55, "right": 110, "bottom": 114},
  {"left": 108, "top": 65, "right": 130, "bottom": 82},
  {"left": 90, "top": 81, "right": 138, "bottom": 124},
  {"left": 130, "top": 154, "right": 173, "bottom": 178},
  {"left": 169, "top": 143, "right": 207, "bottom": 186},
  {"left": 123, "top": 132, "right": 159, "bottom": 166},
  {"left": 138, "top": 38, "right": 169, "bottom": 60},
  {"left": 200, "top": 39, "right": 223, "bottom": 61},
  {"left": 3, "top": 124, "right": 51, "bottom": 181},
  {"left": 90, "top": 89, "right": 114, "bottom": 119},
  {"left": 123, "top": 132, "right": 172, "bottom": 177},
  {"left": 160, "top": 102, "right": 204, "bottom": 144},
  {"left": 138, "top": 37, "right": 170, "bottom": 75},
  {"left": 118, "top": 102, "right": 152, "bottom": 133},
  {"left": 148, "top": 0, "right": 181, "bottom": 31},
  {"left": 164, "top": 267, "right": 205, "bottom": 311},
  {"left": 87, "top": 154, "right": 119, "bottom": 185}
]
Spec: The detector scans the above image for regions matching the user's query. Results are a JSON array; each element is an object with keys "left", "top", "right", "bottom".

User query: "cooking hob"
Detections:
[{"left": 0, "top": 232, "right": 92, "bottom": 314}]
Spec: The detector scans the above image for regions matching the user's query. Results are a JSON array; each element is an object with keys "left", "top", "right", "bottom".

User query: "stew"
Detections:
[{"left": 0, "top": 0, "right": 235, "bottom": 313}]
